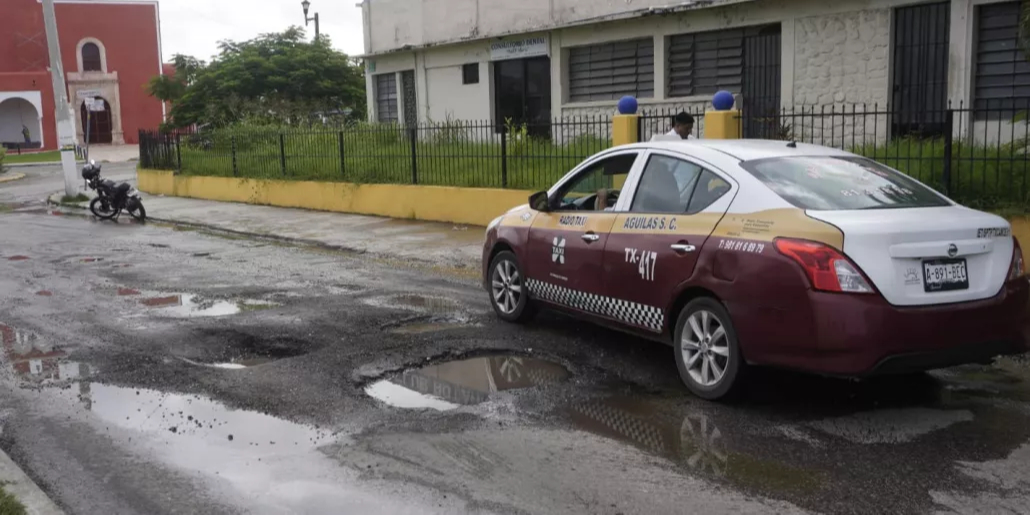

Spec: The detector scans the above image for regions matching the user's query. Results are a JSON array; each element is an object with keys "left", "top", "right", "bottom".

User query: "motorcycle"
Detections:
[{"left": 81, "top": 161, "right": 146, "bottom": 222}]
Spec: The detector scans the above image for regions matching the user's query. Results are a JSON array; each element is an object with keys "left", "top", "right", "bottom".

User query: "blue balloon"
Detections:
[
  {"left": 712, "top": 90, "right": 735, "bottom": 111},
  {"left": 617, "top": 96, "right": 638, "bottom": 115}
]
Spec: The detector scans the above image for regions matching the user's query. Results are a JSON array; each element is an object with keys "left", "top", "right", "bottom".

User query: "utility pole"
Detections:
[{"left": 41, "top": 0, "right": 80, "bottom": 197}]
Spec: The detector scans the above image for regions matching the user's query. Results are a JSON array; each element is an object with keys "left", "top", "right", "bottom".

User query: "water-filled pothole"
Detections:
[
  {"left": 362, "top": 293, "right": 462, "bottom": 314},
  {"left": 182, "top": 356, "right": 276, "bottom": 369},
  {"left": 382, "top": 315, "right": 476, "bottom": 334},
  {"left": 365, "top": 355, "right": 569, "bottom": 410},
  {"left": 140, "top": 294, "right": 279, "bottom": 318}
]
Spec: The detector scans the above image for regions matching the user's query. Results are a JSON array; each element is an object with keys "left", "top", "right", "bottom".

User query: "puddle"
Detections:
[
  {"left": 7, "top": 255, "right": 29, "bottom": 261},
  {"left": 382, "top": 315, "right": 475, "bottom": 334},
  {"left": 366, "top": 355, "right": 570, "bottom": 410},
  {"left": 362, "top": 293, "right": 462, "bottom": 314},
  {"left": 140, "top": 294, "right": 279, "bottom": 318},
  {"left": 118, "top": 288, "right": 141, "bottom": 296},
  {"left": 1, "top": 323, "right": 88, "bottom": 384},
  {"left": 182, "top": 356, "right": 276, "bottom": 370},
  {"left": 35, "top": 290, "right": 53, "bottom": 297},
  {"left": 564, "top": 396, "right": 825, "bottom": 494}
]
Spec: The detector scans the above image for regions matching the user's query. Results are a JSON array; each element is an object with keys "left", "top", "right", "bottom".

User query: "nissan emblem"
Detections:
[{"left": 948, "top": 244, "right": 958, "bottom": 257}]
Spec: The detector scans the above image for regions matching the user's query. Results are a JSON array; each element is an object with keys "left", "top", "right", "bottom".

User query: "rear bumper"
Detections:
[{"left": 733, "top": 278, "right": 1029, "bottom": 376}]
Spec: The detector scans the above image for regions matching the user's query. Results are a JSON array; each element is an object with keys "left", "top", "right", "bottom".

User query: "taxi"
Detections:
[{"left": 482, "top": 139, "right": 1029, "bottom": 400}]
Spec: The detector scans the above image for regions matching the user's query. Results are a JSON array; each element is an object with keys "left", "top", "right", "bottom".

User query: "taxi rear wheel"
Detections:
[
  {"left": 488, "top": 251, "right": 535, "bottom": 323},
  {"left": 674, "top": 298, "right": 744, "bottom": 401}
]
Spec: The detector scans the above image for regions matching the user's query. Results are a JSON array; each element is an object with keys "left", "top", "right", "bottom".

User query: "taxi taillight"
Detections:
[
  {"left": 1009, "top": 237, "right": 1025, "bottom": 281},
  {"left": 774, "top": 238, "right": 875, "bottom": 294}
]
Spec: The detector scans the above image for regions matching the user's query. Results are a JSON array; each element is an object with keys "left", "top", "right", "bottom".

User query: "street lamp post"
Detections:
[{"left": 301, "top": 0, "right": 319, "bottom": 40}]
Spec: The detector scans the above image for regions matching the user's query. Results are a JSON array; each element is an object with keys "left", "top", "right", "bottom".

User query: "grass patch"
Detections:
[
  {"left": 169, "top": 126, "right": 610, "bottom": 191},
  {"left": 0, "top": 483, "right": 27, "bottom": 515},
  {"left": 3, "top": 150, "right": 66, "bottom": 165},
  {"left": 60, "top": 194, "right": 89, "bottom": 204}
]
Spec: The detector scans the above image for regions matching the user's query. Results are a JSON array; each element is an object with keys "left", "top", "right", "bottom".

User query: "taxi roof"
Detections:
[{"left": 640, "top": 139, "right": 856, "bottom": 162}]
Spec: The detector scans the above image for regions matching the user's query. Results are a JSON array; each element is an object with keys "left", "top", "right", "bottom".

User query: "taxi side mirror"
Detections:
[{"left": 529, "top": 191, "right": 551, "bottom": 212}]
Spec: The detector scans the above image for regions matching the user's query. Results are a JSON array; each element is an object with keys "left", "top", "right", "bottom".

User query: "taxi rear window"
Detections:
[{"left": 740, "top": 156, "right": 950, "bottom": 210}]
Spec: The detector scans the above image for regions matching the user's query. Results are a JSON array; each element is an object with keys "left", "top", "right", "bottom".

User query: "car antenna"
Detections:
[{"left": 786, "top": 140, "right": 797, "bottom": 148}]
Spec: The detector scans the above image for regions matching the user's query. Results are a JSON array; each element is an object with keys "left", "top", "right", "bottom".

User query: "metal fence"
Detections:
[
  {"left": 139, "top": 116, "right": 612, "bottom": 191},
  {"left": 638, "top": 106, "right": 706, "bottom": 141},
  {"left": 741, "top": 100, "right": 1030, "bottom": 209}
]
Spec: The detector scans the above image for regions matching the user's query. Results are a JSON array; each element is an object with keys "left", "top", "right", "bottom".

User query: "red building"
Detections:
[{"left": 0, "top": 0, "right": 164, "bottom": 150}]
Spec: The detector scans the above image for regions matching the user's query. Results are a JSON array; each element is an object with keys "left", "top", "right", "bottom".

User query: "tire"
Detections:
[
  {"left": 487, "top": 250, "right": 536, "bottom": 323},
  {"left": 89, "top": 197, "right": 117, "bottom": 220},
  {"left": 674, "top": 297, "right": 745, "bottom": 401},
  {"left": 128, "top": 201, "right": 146, "bottom": 222}
]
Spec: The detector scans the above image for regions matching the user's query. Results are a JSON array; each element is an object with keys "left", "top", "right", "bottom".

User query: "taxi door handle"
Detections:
[
  {"left": 582, "top": 232, "right": 601, "bottom": 243},
  {"left": 671, "top": 243, "right": 697, "bottom": 253}
]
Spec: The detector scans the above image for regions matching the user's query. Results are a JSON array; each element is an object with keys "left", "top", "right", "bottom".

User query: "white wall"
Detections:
[
  {"left": 365, "top": 0, "right": 758, "bottom": 54},
  {"left": 0, "top": 91, "right": 44, "bottom": 147}
]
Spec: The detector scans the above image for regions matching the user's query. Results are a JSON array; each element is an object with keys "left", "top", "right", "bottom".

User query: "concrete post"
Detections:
[
  {"left": 41, "top": 0, "right": 80, "bottom": 197},
  {"left": 704, "top": 91, "right": 742, "bottom": 140},
  {"left": 612, "top": 97, "right": 640, "bottom": 190}
]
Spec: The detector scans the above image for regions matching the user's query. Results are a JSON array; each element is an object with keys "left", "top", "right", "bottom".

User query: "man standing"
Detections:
[{"left": 666, "top": 112, "right": 694, "bottom": 139}]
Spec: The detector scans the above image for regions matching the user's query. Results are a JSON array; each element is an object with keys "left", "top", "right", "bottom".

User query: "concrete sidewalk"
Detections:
[{"left": 50, "top": 192, "right": 485, "bottom": 271}]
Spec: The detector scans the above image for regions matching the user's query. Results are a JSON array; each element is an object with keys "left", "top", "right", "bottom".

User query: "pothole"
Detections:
[
  {"left": 362, "top": 293, "right": 463, "bottom": 314},
  {"left": 182, "top": 356, "right": 276, "bottom": 370},
  {"left": 139, "top": 294, "right": 279, "bottom": 318},
  {"left": 382, "top": 315, "right": 476, "bottom": 334},
  {"left": 1, "top": 323, "right": 91, "bottom": 385},
  {"left": 365, "top": 354, "right": 570, "bottom": 410}
]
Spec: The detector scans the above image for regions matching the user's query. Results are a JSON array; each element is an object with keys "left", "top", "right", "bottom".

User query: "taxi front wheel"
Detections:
[
  {"left": 488, "top": 251, "right": 536, "bottom": 323},
  {"left": 674, "top": 298, "right": 745, "bottom": 401}
]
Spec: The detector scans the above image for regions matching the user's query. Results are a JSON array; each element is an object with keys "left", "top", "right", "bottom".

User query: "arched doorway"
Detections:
[
  {"left": 0, "top": 98, "right": 42, "bottom": 149},
  {"left": 80, "top": 98, "right": 113, "bottom": 144}
]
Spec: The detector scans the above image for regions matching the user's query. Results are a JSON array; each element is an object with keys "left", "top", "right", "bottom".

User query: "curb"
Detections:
[
  {"left": 0, "top": 173, "right": 26, "bottom": 184},
  {"left": 0, "top": 447, "right": 65, "bottom": 515}
]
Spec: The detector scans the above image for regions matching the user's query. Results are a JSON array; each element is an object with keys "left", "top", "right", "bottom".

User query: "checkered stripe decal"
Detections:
[
  {"left": 574, "top": 402, "right": 667, "bottom": 453},
  {"left": 525, "top": 279, "right": 664, "bottom": 332}
]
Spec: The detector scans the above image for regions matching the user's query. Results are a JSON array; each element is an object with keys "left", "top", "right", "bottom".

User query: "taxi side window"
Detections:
[
  {"left": 687, "top": 170, "right": 731, "bottom": 214},
  {"left": 631, "top": 155, "right": 730, "bottom": 214},
  {"left": 555, "top": 153, "right": 636, "bottom": 211}
]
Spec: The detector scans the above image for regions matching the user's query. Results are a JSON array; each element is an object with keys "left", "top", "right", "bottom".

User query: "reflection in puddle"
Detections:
[
  {"left": 366, "top": 355, "right": 569, "bottom": 410},
  {"left": 385, "top": 315, "right": 475, "bottom": 335},
  {"left": 140, "top": 294, "right": 278, "bottom": 318},
  {"left": 1, "top": 323, "right": 88, "bottom": 384},
  {"left": 362, "top": 294, "right": 462, "bottom": 314},
  {"left": 182, "top": 357, "right": 275, "bottom": 370},
  {"left": 566, "top": 396, "right": 824, "bottom": 493}
]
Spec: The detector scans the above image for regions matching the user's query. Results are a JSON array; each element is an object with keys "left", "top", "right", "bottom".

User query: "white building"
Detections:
[{"left": 359, "top": 0, "right": 1027, "bottom": 140}]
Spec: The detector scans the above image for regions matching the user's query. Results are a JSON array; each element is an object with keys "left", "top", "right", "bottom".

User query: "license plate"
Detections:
[{"left": 923, "top": 258, "right": 968, "bottom": 292}]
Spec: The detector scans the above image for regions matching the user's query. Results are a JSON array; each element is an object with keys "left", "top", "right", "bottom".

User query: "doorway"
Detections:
[
  {"left": 493, "top": 56, "right": 551, "bottom": 137},
  {"left": 80, "top": 98, "right": 112, "bottom": 144},
  {"left": 742, "top": 25, "right": 783, "bottom": 139},
  {"left": 891, "top": 2, "right": 950, "bottom": 137}
]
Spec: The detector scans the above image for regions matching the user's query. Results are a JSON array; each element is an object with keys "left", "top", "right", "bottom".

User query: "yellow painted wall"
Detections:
[
  {"left": 137, "top": 169, "right": 536, "bottom": 226},
  {"left": 704, "top": 111, "right": 742, "bottom": 140}
]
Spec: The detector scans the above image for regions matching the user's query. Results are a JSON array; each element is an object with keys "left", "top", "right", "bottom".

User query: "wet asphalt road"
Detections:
[{"left": 2, "top": 175, "right": 1030, "bottom": 514}]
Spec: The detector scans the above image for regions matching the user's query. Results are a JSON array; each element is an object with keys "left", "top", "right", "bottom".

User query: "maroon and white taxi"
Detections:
[{"left": 482, "top": 139, "right": 1028, "bottom": 400}]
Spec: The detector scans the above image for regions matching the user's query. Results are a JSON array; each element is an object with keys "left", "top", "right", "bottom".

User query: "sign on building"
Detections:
[
  {"left": 87, "top": 99, "right": 105, "bottom": 112},
  {"left": 489, "top": 36, "right": 549, "bottom": 61},
  {"left": 76, "top": 89, "right": 102, "bottom": 100}
]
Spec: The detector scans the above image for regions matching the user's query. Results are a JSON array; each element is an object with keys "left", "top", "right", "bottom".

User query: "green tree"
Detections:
[
  {"left": 146, "top": 54, "right": 204, "bottom": 105},
  {"left": 152, "top": 27, "right": 366, "bottom": 128}
]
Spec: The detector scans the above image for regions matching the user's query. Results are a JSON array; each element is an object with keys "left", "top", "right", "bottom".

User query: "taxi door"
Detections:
[
  {"left": 525, "top": 151, "right": 642, "bottom": 316},
  {"left": 601, "top": 151, "right": 736, "bottom": 333}
]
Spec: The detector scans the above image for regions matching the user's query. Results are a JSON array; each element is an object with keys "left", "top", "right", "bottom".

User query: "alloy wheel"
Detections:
[
  {"left": 681, "top": 310, "right": 730, "bottom": 387},
  {"left": 491, "top": 260, "right": 522, "bottom": 314}
]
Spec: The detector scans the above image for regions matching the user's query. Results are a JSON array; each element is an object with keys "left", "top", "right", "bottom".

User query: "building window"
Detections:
[
  {"left": 974, "top": 2, "right": 1030, "bottom": 117},
  {"left": 375, "top": 73, "right": 398, "bottom": 123},
  {"left": 462, "top": 63, "right": 479, "bottom": 85},
  {"left": 567, "top": 38, "right": 654, "bottom": 102},
  {"left": 82, "top": 42, "right": 102, "bottom": 72},
  {"left": 668, "top": 28, "right": 751, "bottom": 97}
]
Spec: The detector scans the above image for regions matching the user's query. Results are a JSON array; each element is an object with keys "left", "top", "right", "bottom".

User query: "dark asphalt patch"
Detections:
[
  {"left": 365, "top": 354, "right": 569, "bottom": 410},
  {"left": 380, "top": 314, "right": 476, "bottom": 334},
  {"left": 362, "top": 293, "right": 463, "bottom": 314}
]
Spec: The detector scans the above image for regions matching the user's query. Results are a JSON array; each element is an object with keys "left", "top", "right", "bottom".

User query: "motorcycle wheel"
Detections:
[
  {"left": 89, "top": 197, "right": 118, "bottom": 220},
  {"left": 128, "top": 202, "right": 146, "bottom": 222}
]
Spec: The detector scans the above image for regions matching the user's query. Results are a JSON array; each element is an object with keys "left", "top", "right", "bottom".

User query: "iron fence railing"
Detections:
[
  {"left": 140, "top": 116, "right": 613, "bottom": 191},
  {"left": 741, "top": 100, "right": 1030, "bottom": 209}
]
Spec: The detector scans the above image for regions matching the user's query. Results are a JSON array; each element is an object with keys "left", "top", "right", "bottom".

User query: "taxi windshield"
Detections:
[{"left": 740, "top": 156, "right": 950, "bottom": 210}]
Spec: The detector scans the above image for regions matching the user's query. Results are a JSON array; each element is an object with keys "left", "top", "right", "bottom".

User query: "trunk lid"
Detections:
[{"left": 808, "top": 206, "right": 1014, "bottom": 306}]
